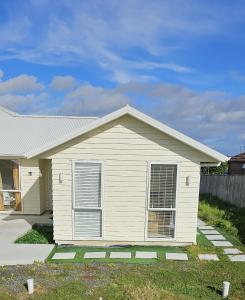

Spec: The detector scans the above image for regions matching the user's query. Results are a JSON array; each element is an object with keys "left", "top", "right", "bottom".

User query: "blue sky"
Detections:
[{"left": 0, "top": 0, "right": 245, "bottom": 155}]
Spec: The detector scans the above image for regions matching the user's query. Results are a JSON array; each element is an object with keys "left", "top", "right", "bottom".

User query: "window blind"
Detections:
[
  {"left": 74, "top": 210, "right": 102, "bottom": 238},
  {"left": 149, "top": 164, "right": 177, "bottom": 208},
  {"left": 148, "top": 164, "right": 177, "bottom": 238},
  {"left": 73, "top": 161, "right": 102, "bottom": 239},
  {"left": 74, "top": 162, "right": 101, "bottom": 208}
]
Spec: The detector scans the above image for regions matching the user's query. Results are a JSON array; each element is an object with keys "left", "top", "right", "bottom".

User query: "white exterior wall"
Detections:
[
  {"left": 42, "top": 115, "right": 214, "bottom": 245},
  {"left": 20, "top": 158, "right": 43, "bottom": 214}
]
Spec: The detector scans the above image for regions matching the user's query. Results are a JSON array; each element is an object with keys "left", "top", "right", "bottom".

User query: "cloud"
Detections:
[
  {"left": 55, "top": 84, "right": 130, "bottom": 115},
  {"left": 231, "top": 71, "right": 245, "bottom": 82},
  {"left": 0, "top": 1, "right": 244, "bottom": 82},
  {"left": 0, "top": 92, "right": 50, "bottom": 114},
  {"left": 0, "top": 70, "right": 243, "bottom": 155},
  {"left": 50, "top": 75, "right": 77, "bottom": 91},
  {"left": 0, "top": 69, "right": 4, "bottom": 79},
  {"left": 0, "top": 74, "right": 44, "bottom": 94}
]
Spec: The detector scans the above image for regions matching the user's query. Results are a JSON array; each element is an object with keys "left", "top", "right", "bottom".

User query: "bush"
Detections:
[
  {"left": 15, "top": 224, "right": 53, "bottom": 244},
  {"left": 198, "top": 197, "right": 238, "bottom": 237}
]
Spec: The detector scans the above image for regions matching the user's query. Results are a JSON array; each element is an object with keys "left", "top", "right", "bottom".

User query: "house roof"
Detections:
[
  {"left": 0, "top": 105, "right": 227, "bottom": 162},
  {"left": 0, "top": 106, "right": 97, "bottom": 157},
  {"left": 229, "top": 152, "right": 245, "bottom": 162}
]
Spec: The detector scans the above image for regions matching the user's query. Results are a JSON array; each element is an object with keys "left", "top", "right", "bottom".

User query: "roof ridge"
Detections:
[
  {"left": 15, "top": 114, "right": 98, "bottom": 120},
  {"left": 0, "top": 105, "right": 18, "bottom": 116}
]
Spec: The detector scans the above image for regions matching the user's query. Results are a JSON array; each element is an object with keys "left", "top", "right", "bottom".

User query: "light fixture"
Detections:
[
  {"left": 186, "top": 176, "right": 190, "bottom": 186},
  {"left": 59, "top": 173, "right": 63, "bottom": 184}
]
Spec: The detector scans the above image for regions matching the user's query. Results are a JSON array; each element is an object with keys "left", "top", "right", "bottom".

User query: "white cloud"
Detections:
[
  {"left": 50, "top": 75, "right": 77, "bottom": 91},
  {"left": 0, "top": 1, "right": 243, "bottom": 82},
  {"left": 231, "top": 71, "right": 245, "bottom": 82},
  {"left": 0, "top": 74, "right": 44, "bottom": 94},
  {"left": 0, "top": 69, "right": 4, "bottom": 79},
  {"left": 0, "top": 92, "right": 50, "bottom": 113},
  {"left": 56, "top": 84, "right": 130, "bottom": 115},
  {"left": 0, "top": 70, "right": 243, "bottom": 154}
]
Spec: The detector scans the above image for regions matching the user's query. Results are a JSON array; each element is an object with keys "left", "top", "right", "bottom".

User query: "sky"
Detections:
[{"left": 0, "top": 0, "right": 245, "bottom": 156}]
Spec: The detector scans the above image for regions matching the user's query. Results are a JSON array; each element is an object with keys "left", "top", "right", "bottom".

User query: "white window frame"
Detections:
[
  {"left": 0, "top": 159, "right": 22, "bottom": 212},
  {"left": 72, "top": 160, "right": 104, "bottom": 240},
  {"left": 145, "top": 161, "right": 180, "bottom": 241}
]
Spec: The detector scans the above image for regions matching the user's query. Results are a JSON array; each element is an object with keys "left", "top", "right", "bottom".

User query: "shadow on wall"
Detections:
[{"left": 1, "top": 176, "right": 53, "bottom": 227}]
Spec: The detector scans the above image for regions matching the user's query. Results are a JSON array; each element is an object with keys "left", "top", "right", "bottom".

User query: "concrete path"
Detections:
[
  {"left": 197, "top": 218, "right": 244, "bottom": 262},
  {"left": 0, "top": 213, "right": 54, "bottom": 266}
]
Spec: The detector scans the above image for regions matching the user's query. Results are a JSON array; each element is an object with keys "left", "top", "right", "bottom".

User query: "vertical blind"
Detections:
[
  {"left": 73, "top": 162, "right": 102, "bottom": 238},
  {"left": 148, "top": 164, "right": 177, "bottom": 238}
]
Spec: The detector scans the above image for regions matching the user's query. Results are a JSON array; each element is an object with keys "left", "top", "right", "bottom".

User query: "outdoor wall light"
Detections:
[
  {"left": 59, "top": 173, "right": 63, "bottom": 184},
  {"left": 28, "top": 171, "right": 32, "bottom": 176},
  {"left": 186, "top": 176, "right": 190, "bottom": 186}
]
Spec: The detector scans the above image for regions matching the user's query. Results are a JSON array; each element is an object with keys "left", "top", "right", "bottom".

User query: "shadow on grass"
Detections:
[
  {"left": 15, "top": 224, "right": 54, "bottom": 244},
  {"left": 199, "top": 193, "right": 245, "bottom": 245},
  {"left": 207, "top": 285, "right": 222, "bottom": 297}
]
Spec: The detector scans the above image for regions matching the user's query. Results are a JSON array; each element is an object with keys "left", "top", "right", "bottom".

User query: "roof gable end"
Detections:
[{"left": 26, "top": 105, "right": 227, "bottom": 162}]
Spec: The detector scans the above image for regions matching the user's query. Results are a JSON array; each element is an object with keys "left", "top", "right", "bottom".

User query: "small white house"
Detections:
[{"left": 0, "top": 105, "right": 227, "bottom": 246}]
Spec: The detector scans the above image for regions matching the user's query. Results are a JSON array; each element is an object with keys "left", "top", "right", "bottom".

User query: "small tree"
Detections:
[{"left": 201, "top": 161, "right": 228, "bottom": 175}]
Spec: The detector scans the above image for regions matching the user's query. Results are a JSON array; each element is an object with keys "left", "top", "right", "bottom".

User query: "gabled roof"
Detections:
[
  {"left": 25, "top": 105, "right": 227, "bottom": 162},
  {"left": 0, "top": 106, "right": 97, "bottom": 157},
  {"left": 0, "top": 105, "right": 227, "bottom": 162},
  {"left": 230, "top": 152, "right": 245, "bottom": 162}
]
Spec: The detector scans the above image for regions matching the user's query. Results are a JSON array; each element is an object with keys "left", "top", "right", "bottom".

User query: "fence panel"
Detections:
[{"left": 200, "top": 175, "right": 245, "bottom": 207}]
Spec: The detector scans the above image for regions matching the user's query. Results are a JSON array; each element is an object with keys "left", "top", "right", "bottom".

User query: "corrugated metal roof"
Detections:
[{"left": 0, "top": 106, "right": 97, "bottom": 157}]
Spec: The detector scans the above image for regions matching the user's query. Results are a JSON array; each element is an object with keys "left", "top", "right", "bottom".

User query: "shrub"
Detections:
[{"left": 198, "top": 199, "right": 238, "bottom": 237}]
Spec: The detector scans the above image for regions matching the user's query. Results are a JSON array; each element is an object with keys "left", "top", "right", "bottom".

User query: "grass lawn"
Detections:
[
  {"left": 15, "top": 224, "right": 54, "bottom": 244},
  {"left": 0, "top": 259, "right": 245, "bottom": 299},
  {"left": 4, "top": 194, "right": 243, "bottom": 299},
  {"left": 199, "top": 193, "right": 245, "bottom": 244}
]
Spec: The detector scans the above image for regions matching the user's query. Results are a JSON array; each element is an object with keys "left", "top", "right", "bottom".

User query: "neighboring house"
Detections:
[
  {"left": 0, "top": 105, "right": 227, "bottom": 246},
  {"left": 228, "top": 152, "right": 245, "bottom": 175}
]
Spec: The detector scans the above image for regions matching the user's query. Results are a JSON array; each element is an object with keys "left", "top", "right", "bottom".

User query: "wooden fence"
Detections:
[{"left": 200, "top": 175, "right": 245, "bottom": 208}]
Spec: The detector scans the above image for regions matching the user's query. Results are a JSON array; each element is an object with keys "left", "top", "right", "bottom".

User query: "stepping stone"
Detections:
[
  {"left": 200, "top": 230, "right": 220, "bottom": 235},
  {"left": 52, "top": 252, "right": 76, "bottom": 260},
  {"left": 228, "top": 255, "right": 245, "bottom": 262},
  {"left": 198, "top": 254, "right": 219, "bottom": 261},
  {"left": 84, "top": 252, "right": 106, "bottom": 259},
  {"left": 211, "top": 241, "right": 233, "bottom": 247},
  {"left": 198, "top": 225, "right": 214, "bottom": 230},
  {"left": 205, "top": 235, "right": 226, "bottom": 241},
  {"left": 224, "top": 248, "right": 243, "bottom": 255},
  {"left": 166, "top": 253, "right": 188, "bottom": 261},
  {"left": 110, "top": 252, "right": 131, "bottom": 259},
  {"left": 135, "top": 251, "right": 157, "bottom": 259}
]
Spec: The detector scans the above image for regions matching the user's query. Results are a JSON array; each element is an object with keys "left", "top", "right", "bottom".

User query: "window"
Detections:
[
  {"left": 0, "top": 160, "right": 21, "bottom": 211},
  {"left": 147, "top": 164, "right": 177, "bottom": 238},
  {"left": 73, "top": 161, "right": 102, "bottom": 239}
]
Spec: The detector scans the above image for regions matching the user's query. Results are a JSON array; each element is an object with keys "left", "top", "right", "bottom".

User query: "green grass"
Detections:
[
  {"left": 15, "top": 224, "right": 54, "bottom": 244},
  {"left": 2, "top": 261, "right": 245, "bottom": 300},
  {"left": 48, "top": 245, "right": 185, "bottom": 264},
  {"left": 199, "top": 193, "right": 245, "bottom": 245}
]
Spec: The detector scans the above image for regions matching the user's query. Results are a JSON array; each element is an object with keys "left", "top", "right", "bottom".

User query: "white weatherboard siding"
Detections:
[
  {"left": 42, "top": 115, "right": 212, "bottom": 245},
  {"left": 20, "top": 159, "right": 42, "bottom": 214}
]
